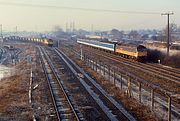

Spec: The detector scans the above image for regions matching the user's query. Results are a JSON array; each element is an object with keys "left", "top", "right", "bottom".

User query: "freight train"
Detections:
[
  {"left": 77, "top": 38, "right": 147, "bottom": 62},
  {"left": 4, "top": 36, "right": 54, "bottom": 47},
  {"left": 42, "top": 38, "right": 54, "bottom": 47},
  {"left": 26, "top": 38, "right": 54, "bottom": 46}
]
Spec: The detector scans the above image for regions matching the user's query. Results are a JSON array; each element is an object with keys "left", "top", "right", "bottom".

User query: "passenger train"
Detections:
[{"left": 77, "top": 38, "right": 147, "bottom": 62}]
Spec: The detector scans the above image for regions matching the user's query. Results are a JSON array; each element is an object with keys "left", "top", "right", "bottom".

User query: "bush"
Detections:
[
  {"left": 147, "top": 49, "right": 180, "bottom": 68},
  {"left": 162, "top": 54, "right": 180, "bottom": 68},
  {"left": 147, "top": 49, "right": 165, "bottom": 63}
]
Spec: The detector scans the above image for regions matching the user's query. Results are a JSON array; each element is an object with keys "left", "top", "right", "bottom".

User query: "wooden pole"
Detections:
[
  {"left": 86, "top": 56, "right": 88, "bottom": 65},
  {"left": 85, "top": 55, "right": 86, "bottom": 62},
  {"left": 168, "top": 95, "right": 172, "bottom": 121},
  {"left": 87, "top": 57, "right": 89, "bottom": 65},
  {"left": 127, "top": 77, "right": 131, "bottom": 97},
  {"left": 113, "top": 69, "right": 116, "bottom": 85},
  {"left": 120, "top": 74, "right": 123, "bottom": 90},
  {"left": 95, "top": 60, "right": 98, "bottom": 72},
  {"left": 88, "top": 57, "right": 90, "bottom": 66},
  {"left": 138, "top": 82, "right": 141, "bottom": 103},
  {"left": 104, "top": 63, "right": 106, "bottom": 76},
  {"left": 98, "top": 61, "right": 100, "bottom": 72},
  {"left": 93, "top": 59, "right": 95, "bottom": 70},
  {"left": 108, "top": 66, "right": 110, "bottom": 81},
  {"left": 151, "top": 89, "right": 154, "bottom": 110},
  {"left": 91, "top": 58, "right": 93, "bottom": 69}
]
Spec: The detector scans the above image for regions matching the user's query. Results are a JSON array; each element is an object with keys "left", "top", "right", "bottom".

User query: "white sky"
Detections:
[{"left": 0, "top": 0, "right": 180, "bottom": 32}]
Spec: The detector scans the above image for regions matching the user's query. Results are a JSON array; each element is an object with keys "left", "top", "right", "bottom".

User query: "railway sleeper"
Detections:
[
  {"left": 58, "top": 108, "right": 72, "bottom": 113},
  {"left": 59, "top": 113, "right": 73, "bottom": 119}
]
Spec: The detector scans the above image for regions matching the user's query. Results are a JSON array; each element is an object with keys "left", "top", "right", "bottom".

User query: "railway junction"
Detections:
[{"left": 0, "top": 39, "right": 179, "bottom": 121}]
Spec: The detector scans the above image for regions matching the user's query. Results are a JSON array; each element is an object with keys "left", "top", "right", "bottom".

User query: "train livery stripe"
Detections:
[
  {"left": 77, "top": 40, "right": 115, "bottom": 51},
  {"left": 116, "top": 49, "right": 138, "bottom": 57}
]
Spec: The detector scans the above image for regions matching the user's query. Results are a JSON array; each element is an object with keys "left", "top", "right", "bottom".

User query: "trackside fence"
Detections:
[{"left": 74, "top": 52, "right": 179, "bottom": 121}]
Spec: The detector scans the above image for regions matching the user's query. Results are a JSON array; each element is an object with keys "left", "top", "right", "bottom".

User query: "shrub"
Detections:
[
  {"left": 147, "top": 49, "right": 165, "bottom": 63},
  {"left": 162, "top": 54, "right": 180, "bottom": 68},
  {"left": 147, "top": 49, "right": 180, "bottom": 68}
]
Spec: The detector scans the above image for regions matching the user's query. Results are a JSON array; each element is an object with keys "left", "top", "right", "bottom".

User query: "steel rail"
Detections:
[
  {"left": 55, "top": 47, "right": 137, "bottom": 121},
  {"left": 65, "top": 42, "right": 180, "bottom": 80},
  {"left": 42, "top": 47, "right": 82, "bottom": 121},
  {"left": 39, "top": 46, "right": 81, "bottom": 121},
  {"left": 81, "top": 46, "right": 180, "bottom": 84},
  {"left": 38, "top": 46, "right": 61, "bottom": 121}
]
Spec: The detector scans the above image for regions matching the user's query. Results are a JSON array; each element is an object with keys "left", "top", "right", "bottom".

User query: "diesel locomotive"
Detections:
[{"left": 77, "top": 38, "right": 147, "bottom": 62}]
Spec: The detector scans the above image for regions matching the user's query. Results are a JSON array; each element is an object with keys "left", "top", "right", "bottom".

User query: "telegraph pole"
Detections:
[{"left": 161, "top": 12, "right": 174, "bottom": 56}]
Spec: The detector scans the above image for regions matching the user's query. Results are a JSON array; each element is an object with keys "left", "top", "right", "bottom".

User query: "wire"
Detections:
[{"left": 0, "top": 1, "right": 161, "bottom": 15}]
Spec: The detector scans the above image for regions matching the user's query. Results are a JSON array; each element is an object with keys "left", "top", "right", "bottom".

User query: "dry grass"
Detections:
[
  {"left": 147, "top": 49, "right": 180, "bottom": 68},
  {"left": 66, "top": 50, "right": 159, "bottom": 121},
  {"left": 162, "top": 53, "right": 180, "bottom": 68},
  {"left": 0, "top": 67, "right": 32, "bottom": 120},
  {"left": 0, "top": 44, "right": 36, "bottom": 120}
]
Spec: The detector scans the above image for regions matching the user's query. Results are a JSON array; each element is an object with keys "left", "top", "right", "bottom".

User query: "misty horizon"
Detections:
[{"left": 0, "top": 0, "right": 180, "bottom": 31}]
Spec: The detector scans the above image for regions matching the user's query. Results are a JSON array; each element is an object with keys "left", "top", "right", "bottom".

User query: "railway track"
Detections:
[
  {"left": 63, "top": 42, "right": 180, "bottom": 84},
  {"left": 84, "top": 47, "right": 180, "bottom": 84},
  {"left": 68, "top": 45, "right": 180, "bottom": 93},
  {"left": 147, "top": 63, "right": 180, "bottom": 74},
  {"left": 61, "top": 44, "right": 179, "bottom": 93},
  {"left": 54, "top": 47, "right": 137, "bottom": 121},
  {"left": 60, "top": 42, "right": 180, "bottom": 94},
  {"left": 39, "top": 46, "right": 82, "bottom": 121},
  {"left": 60, "top": 42, "right": 180, "bottom": 120}
]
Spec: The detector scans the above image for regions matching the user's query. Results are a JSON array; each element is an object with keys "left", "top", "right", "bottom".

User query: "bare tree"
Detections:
[
  {"left": 129, "top": 30, "right": 140, "bottom": 40},
  {"left": 163, "top": 23, "right": 177, "bottom": 42},
  {"left": 111, "top": 29, "right": 123, "bottom": 41}
]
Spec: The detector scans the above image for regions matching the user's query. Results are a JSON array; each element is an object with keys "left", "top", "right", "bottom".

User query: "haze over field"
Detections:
[{"left": 0, "top": 0, "right": 180, "bottom": 31}]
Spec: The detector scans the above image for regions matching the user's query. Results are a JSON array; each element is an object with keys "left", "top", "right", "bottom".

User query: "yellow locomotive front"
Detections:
[
  {"left": 43, "top": 38, "right": 54, "bottom": 46},
  {"left": 136, "top": 45, "right": 147, "bottom": 62},
  {"left": 115, "top": 44, "right": 147, "bottom": 62}
]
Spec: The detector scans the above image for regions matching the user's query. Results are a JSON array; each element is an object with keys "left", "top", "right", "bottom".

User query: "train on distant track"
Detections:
[
  {"left": 42, "top": 38, "right": 54, "bottom": 46},
  {"left": 77, "top": 38, "right": 147, "bottom": 62},
  {"left": 4, "top": 36, "right": 54, "bottom": 47}
]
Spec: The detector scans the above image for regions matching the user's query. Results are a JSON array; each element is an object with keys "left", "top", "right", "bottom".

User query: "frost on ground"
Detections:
[
  {"left": 0, "top": 44, "right": 36, "bottom": 121},
  {"left": 0, "top": 61, "right": 32, "bottom": 121},
  {"left": 0, "top": 44, "right": 57, "bottom": 121}
]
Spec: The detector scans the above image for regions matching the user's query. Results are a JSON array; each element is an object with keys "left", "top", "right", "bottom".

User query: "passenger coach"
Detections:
[{"left": 77, "top": 38, "right": 147, "bottom": 62}]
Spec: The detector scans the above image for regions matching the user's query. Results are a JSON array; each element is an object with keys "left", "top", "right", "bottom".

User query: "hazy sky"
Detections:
[{"left": 0, "top": 0, "right": 180, "bottom": 32}]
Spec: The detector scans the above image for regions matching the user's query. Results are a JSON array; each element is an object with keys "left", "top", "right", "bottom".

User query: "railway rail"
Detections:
[
  {"left": 62, "top": 42, "right": 180, "bottom": 85},
  {"left": 54, "top": 47, "right": 137, "bottom": 121},
  {"left": 147, "top": 63, "right": 180, "bottom": 74},
  {"left": 83, "top": 46, "right": 180, "bottom": 84},
  {"left": 67, "top": 45, "right": 179, "bottom": 94},
  {"left": 59, "top": 42, "right": 180, "bottom": 94},
  {"left": 60, "top": 44, "right": 180, "bottom": 120},
  {"left": 39, "top": 46, "right": 82, "bottom": 121},
  {"left": 61, "top": 43, "right": 179, "bottom": 93}
]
